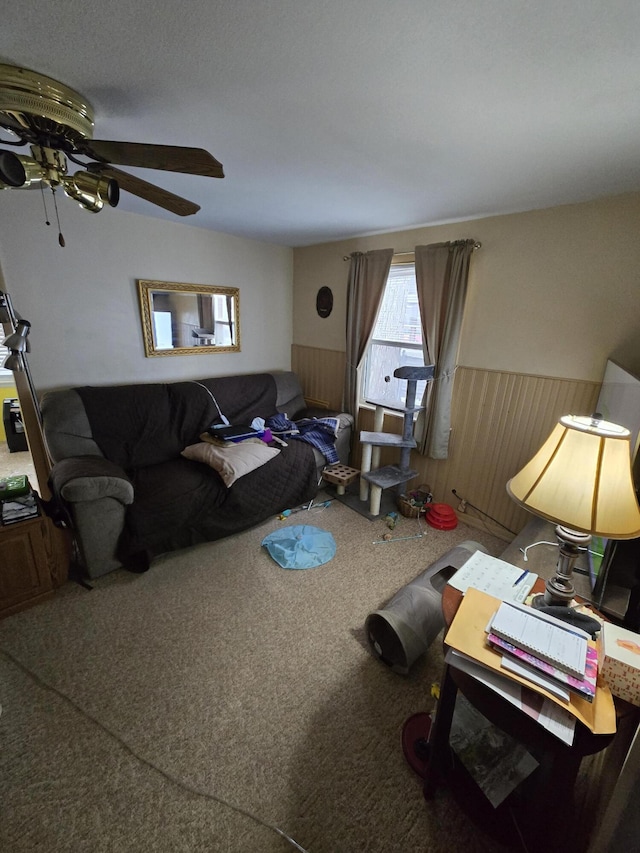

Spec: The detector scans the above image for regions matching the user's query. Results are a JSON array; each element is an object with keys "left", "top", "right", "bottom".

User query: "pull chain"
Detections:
[
  {"left": 40, "top": 184, "right": 66, "bottom": 245},
  {"left": 39, "top": 184, "right": 50, "bottom": 226},
  {"left": 51, "top": 188, "right": 65, "bottom": 247}
]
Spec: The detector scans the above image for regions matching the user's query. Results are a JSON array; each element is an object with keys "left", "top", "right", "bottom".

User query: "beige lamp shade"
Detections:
[{"left": 507, "top": 415, "right": 640, "bottom": 539}]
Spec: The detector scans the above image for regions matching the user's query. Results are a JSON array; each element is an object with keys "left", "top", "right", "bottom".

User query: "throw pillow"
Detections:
[{"left": 181, "top": 438, "right": 280, "bottom": 487}]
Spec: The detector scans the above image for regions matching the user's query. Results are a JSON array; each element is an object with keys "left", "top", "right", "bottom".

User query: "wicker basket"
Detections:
[
  {"left": 397, "top": 495, "right": 423, "bottom": 518},
  {"left": 415, "top": 484, "right": 432, "bottom": 501},
  {"left": 397, "top": 483, "right": 433, "bottom": 518}
]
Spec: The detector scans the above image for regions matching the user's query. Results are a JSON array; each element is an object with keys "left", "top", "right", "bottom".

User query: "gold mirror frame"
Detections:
[{"left": 137, "top": 279, "right": 240, "bottom": 357}]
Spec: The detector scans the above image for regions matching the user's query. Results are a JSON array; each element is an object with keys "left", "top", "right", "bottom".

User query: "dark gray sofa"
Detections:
[{"left": 41, "top": 371, "right": 353, "bottom": 578}]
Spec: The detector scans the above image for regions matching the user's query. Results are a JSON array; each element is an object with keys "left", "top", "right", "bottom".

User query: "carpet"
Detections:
[{"left": 0, "top": 495, "right": 517, "bottom": 852}]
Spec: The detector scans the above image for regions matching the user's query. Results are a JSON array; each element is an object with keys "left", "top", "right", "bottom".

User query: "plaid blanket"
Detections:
[{"left": 266, "top": 413, "right": 340, "bottom": 464}]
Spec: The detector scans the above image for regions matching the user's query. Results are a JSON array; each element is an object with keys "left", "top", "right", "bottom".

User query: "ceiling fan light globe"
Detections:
[
  {"left": 19, "top": 155, "right": 46, "bottom": 187},
  {"left": 74, "top": 170, "right": 118, "bottom": 208},
  {"left": 0, "top": 150, "right": 26, "bottom": 187},
  {"left": 78, "top": 195, "right": 103, "bottom": 213},
  {"left": 62, "top": 171, "right": 112, "bottom": 212}
]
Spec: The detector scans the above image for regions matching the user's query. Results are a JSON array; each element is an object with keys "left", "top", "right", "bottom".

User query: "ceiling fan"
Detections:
[{"left": 0, "top": 63, "right": 224, "bottom": 222}]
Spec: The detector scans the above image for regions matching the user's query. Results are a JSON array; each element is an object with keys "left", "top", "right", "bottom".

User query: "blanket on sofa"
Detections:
[
  {"left": 119, "top": 439, "right": 318, "bottom": 562},
  {"left": 265, "top": 413, "right": 340, "bottom": 464},
  {"left": 75, "top": 375, "right": 318, "bottom": 563},
  {"left": 76, "top": 375, "right": 278, "bottom": 470}
]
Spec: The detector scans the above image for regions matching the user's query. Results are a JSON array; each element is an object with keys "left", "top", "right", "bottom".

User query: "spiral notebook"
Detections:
[
  {"left": 487, "top": 632, "right": 598, "bottom": 702},
  {"left": 488, "top": 600, "right": 589, "bottom": 679}
]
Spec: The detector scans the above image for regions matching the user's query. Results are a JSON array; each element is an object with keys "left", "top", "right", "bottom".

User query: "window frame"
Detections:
[{"left": 359, "top": 253, "right": 427, "bottom": 409}]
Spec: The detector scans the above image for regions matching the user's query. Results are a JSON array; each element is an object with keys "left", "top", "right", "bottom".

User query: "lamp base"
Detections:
[{"left": 534, "top": 525, "right": 591, "bottom": 608}]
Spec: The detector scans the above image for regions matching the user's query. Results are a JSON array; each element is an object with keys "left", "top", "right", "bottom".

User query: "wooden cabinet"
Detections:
[{"left": 0, "top": 511, "right": 70, "bottom": 618}]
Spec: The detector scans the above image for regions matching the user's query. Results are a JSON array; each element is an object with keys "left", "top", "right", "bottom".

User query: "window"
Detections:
[{"left": 360, "top": 260, "right": 428, "bottom": 406}]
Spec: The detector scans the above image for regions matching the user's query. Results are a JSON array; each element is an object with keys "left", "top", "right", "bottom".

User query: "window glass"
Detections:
[{"left": 361, "top": 263, "right": 427, "bottom": 405}]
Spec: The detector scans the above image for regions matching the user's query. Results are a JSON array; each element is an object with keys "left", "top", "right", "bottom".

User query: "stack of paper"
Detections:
[
  {"left": 449, "top": 550, "right": 538, "bottom": 603},
  {"left": 2, "top": 489, "right": 39, "bottom": 524},
  {"left": 486, "top": 600, "right": 598, "bottom": 703},
  {"left": 488, "top": 632, "right": 597, "bottom": 703},
  {"left": 446, "top": 647, "right": 577, "bottom": 745},
  {"left": 444, "top": 588, "right": 616, "bottom": 736}
]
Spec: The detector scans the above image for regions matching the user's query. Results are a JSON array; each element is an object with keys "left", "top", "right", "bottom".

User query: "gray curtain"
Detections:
[
  {"left": 197, "top": 294, "right": 214, "bottom": 331},
  {"left": 415, "top": 240, "right": 475, "bottom": 458},
  {"left": 343, "top": 248, "right": 393, "bottom": 415},
  {"left": 226, "top": 294, "right": 235, "bottom": 344}
]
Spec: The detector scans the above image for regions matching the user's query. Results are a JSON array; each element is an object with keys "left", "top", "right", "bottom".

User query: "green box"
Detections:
[{"left": 0, "top": 474, "right": 30, "bottom": 499}]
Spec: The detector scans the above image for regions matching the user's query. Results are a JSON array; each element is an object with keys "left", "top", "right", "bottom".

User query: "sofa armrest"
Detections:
[
  {"left": 49, "top": 456, "right": 134, "bottom": 505},
  {"left": 48, "top": 457, "right": 135, "bottom": 579},
  {"left": 299, "top": 408, "right": 355, "bottom": 429},
  {"left": 296, "top": 409, "right": 354, "bottom": 471}
]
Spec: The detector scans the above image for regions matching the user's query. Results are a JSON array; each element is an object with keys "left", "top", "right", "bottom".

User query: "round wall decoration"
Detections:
[{"left": 316, "top": 286, "right": 333, "bottom": 318}]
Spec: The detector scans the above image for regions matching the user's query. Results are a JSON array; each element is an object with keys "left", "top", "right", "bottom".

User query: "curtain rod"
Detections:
[{"left": 343, "top": 240, "right": 481, "bottom": 260}]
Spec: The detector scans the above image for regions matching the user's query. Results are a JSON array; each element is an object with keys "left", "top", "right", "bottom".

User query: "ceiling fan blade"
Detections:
[
  {"left": 81, "top": 140, "right": 224, "bottom": 178},
  {"left": 88, "top": 165, "right": 200, "bottom": 216}
]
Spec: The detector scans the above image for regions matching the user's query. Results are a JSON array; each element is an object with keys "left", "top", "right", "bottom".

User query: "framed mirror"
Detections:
[{"left": 137, "top": 279, "right": 240, "bottom": 357}]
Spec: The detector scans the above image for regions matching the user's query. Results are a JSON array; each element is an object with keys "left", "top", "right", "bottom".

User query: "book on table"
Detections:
[
  {"left": 488, "top": 600, "right": 590, "bottom": 679},
  {"left": 487, "top": 631, "right": 597, "bottom": 702},
  {"left": 445, "top": 588, "right": 616, "bottom": 735}
]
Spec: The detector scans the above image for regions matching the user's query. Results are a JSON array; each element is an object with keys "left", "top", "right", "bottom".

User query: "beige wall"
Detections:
[
  {"left": 2, "top": 186, "right": 638, "bottom": 534},
  {"left": 293, "top": 192, "right": 640, "bottom": 382},
  {"left": 292, "top": 192, "right": 640, "bottom": 537},
  {"left": 0, "top": 193, "right": 293, "bottom": 395}
]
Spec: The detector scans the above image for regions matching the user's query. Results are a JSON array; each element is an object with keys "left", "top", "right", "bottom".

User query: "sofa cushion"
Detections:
[
  {"left": 117, "top": 456, "right": 223, "bottom": 560},
  {"left": 274, "top": 370, "right": 307, "bottom": 418},
  {"left": 181, "top": 439, "right": 280, "bottom": 487},
  {"left": 119, "top": 440, "right": 318, "bottom": 562}
]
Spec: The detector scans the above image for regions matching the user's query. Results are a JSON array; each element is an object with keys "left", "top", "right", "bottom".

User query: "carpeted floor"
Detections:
[
  {"left": 0, "top": 440, "right": 36, "bottom": 486},
  {"left": 0, "top": 492, "right": 524, "bottom": 852}
]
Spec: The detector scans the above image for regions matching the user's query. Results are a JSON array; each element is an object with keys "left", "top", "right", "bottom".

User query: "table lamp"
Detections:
[{"left": 507, "top": 413, "right": 640, "bottom": 607}]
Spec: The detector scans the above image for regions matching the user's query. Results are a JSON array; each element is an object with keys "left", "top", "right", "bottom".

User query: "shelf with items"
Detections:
[
  {"left": 0, "top": 484, "right": 70, "bottom": 618},
  {"left": 2, "top": 397, "right": 28, "bottom": 452}
]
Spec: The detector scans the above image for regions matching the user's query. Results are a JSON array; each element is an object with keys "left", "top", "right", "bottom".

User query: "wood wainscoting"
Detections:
[
  {"left": 292, "top": 344, "right": 346, "bottom": 412},
  {"left": 292, "top": 345, "right": 600, "bottom": 540}
]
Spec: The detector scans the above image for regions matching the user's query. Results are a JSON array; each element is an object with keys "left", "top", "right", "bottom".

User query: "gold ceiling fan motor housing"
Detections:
[
  {"left": 0, "top": 63, "right": 223, "bottom": 219},
  {"left": 0, "top": 63, "right": 95, "bottom": 147},
  {"left": 0, "top": 64, "right": 118, "bottom": 211}
]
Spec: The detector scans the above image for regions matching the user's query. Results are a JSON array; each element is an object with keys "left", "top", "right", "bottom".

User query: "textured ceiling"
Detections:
[{"left": 2, "top": 0, "right": 639, "bottom": 246}]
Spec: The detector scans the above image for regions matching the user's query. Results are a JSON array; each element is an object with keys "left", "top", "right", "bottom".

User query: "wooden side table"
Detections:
[
  {"left": 0, "top": 506, "right": 70, "bottom": 618},
  {"left": 422, "top": 579, "right": 620, "bottom": 851}
]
